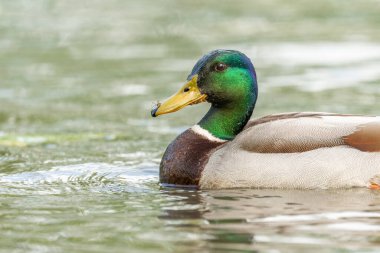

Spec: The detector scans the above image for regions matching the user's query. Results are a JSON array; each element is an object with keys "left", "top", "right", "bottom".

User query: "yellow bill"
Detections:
[{"left": 151, "top": 75, "right": 207, "bottom": 117}]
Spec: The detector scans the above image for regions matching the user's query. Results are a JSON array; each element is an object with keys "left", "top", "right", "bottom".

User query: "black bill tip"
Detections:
[{"left": 151, "top": 103, "right": 160, "bottom": 117}]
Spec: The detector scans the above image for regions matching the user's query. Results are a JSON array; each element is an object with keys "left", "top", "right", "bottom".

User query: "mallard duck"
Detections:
[{"left": 151, "top": 49, "right": 380, "bottom": 189}]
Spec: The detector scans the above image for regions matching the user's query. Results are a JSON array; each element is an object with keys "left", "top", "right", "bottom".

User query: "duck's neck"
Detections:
[{"left": 198, "top": 96, "right": 256, "bottom": 140}]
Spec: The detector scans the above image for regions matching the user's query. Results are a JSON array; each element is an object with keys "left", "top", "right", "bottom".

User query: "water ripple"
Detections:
[{"left": 0, "top": 162, "right": 158, "bottom": 194}]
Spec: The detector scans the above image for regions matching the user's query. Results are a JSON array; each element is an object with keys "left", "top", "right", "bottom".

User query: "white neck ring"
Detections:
[{"left": 190, "top": 125, "right": 227, "bottom": 143}]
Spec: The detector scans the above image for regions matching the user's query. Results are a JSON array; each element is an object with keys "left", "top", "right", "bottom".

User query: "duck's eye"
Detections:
[
  {"left": 214, "top": 62, "right": 227, "bottom": 72},
  {"left": 183, "top": 87, "right": 190, "bottom": 92}
]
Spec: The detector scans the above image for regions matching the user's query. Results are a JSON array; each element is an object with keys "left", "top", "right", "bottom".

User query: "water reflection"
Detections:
[
  {"left": 158, "top": 188, "right": 256, "bottom": 251},
  {"left": 159, "top": 189, "right": 209, "bottom": 220},
  {"left": 156, "top": 188, "right": 380, "bottom": 251}
]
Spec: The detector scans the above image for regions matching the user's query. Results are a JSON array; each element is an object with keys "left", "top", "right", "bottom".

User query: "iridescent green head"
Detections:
[
  {"left": 152, "top": 49, "right": 258, "bottom": 140},
  {"left": 189, "top": 49, "right": 257, "bottom": 108}
]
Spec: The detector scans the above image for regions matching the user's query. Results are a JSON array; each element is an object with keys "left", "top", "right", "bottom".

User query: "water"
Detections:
[{"left": 1, "top": 0, "right": 380, "bottom": 252}]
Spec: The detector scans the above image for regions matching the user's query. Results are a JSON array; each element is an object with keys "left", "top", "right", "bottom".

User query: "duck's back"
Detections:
[{"left": 200, "top": 112, "right": 380, "bottom": 189}]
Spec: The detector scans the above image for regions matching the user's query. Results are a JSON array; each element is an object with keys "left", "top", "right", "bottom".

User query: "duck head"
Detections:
[{"left": 151, "top": 49, "right": 258, "bottom": 140}]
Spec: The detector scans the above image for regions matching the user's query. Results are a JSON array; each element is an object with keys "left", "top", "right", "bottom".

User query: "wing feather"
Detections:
[
  {"left": 344, "top": 122, "right": 380, "bottom": 152},
  {"left": 238, "top": 112, "right": 380, "bottom": 153}
]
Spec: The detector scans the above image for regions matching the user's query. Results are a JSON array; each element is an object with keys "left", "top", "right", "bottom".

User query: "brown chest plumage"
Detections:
[{"left": 159, "top": 129, "right": 224, "bottom": 186}]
